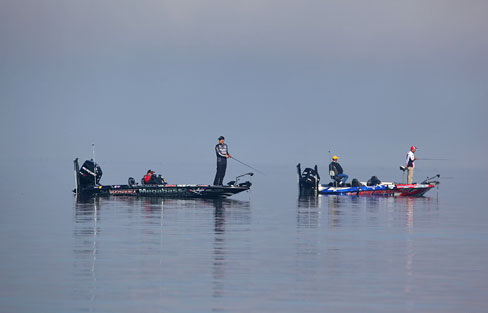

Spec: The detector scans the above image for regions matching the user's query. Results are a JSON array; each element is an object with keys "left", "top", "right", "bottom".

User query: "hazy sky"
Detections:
[{"left": 1, "top": 0, "right": 487, "bottom": 173}]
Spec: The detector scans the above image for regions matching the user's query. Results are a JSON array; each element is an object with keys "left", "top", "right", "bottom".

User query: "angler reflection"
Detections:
[
  {"left": 394, "top": 196, "right": 436, "bottom": 230},
  {"left": 405, "top": 197, "right": 415, "bottom": 230},
  {"left": 213, "top": 199, "right": 226, "bottom": 299},
  {"left": 211, "top": 199, "right": 251, "bottom": 300}
]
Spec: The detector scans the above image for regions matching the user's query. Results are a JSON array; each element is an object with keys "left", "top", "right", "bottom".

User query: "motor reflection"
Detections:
[
  {"left": 297, "top": 196, "right": 321, "bottom": 228},
  {"left": 295, "top": 195, "right": 340, "bottom": 293},
  {"left": 72, "top": 195, "right": 101, "bottom": 310}
]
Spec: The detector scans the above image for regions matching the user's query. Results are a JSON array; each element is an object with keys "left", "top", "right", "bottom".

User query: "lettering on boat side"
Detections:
[
  {"left": 109, "top": 189, "right": 137, "bottom": 195},
  {"left": 139, "top": 188, "right": 188, "bottom": 194}
]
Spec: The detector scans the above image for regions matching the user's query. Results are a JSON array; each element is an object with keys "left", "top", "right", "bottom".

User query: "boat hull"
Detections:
[
  {"left": 318, "top": 183, "right": 435, "bottom": 197},
  {"left": 76, "top": 184, "right": 250, "bottom": 199}
]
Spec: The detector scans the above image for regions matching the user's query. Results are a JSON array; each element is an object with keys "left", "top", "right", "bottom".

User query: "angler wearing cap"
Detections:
[
  {"left": 406, "top": 146, "right": 417, "bottom": 184},
  {"left": 144, "top": 169, "right": 156, "bottom": 184},
  {"left": 213, "top": 136, "right": 231, "bottom": 186},
  {"left": 329, "top": 155, "right": 348, "bottom": 186},
  {"left": 143, "top": 169, "right": 167, "bottom": 185}
]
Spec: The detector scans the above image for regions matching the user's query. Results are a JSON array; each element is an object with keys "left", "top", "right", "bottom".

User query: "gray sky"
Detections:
[{"left": 1, "top": 0, "right": 487, "bottom": 172}]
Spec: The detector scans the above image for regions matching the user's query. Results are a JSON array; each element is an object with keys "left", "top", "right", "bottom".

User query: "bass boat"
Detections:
[
  {"left": 73, "top": 158, "right": 252, "bottom": 199},
  {"left": 297, "top": 163, "right": 439, "bottom": 197}
]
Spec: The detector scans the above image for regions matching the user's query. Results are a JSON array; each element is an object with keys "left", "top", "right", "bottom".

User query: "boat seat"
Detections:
[{"left": 329, "top": 170, "right": 343, "bottom": 187}]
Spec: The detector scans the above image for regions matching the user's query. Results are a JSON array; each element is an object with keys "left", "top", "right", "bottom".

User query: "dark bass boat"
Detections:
[
  {"left": 297, "top": 163, "right": 439, "bottom": 197},
  {"left": 73, "top": 158, "right": 252, "bottom": 199}
]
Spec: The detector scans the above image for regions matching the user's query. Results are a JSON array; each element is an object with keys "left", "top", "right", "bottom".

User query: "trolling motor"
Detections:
[
  {"left": 297, "top": 163, "right": 320, "bottom": 196},
  {"left": 422, "top": 174, "right": 440, "bottom": 185},
  {"left": 227, "top": 172, "right": 254, "bottom": 187}
]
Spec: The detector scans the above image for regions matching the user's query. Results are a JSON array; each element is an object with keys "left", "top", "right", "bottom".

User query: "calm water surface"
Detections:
[{"left": 0, "top": 162, "right": 487, "bottom": 312}]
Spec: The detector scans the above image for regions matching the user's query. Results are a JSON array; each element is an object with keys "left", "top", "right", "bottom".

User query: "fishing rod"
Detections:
[
  {"left": 230, "top": 157, "right": 266, "bottom": 175},
  {"left": 417, "top": 158, "right": 449, "bottom": 161}
]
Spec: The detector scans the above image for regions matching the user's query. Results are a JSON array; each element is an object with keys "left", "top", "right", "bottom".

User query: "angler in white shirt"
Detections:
[{"left": 405, "top": 146, "right": 417, "bottom": 184}]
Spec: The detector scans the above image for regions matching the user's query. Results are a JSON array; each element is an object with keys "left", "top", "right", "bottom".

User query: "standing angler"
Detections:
[
  {"left": 213, "top": 136, "right": 231, "bottom": 186},
  {"left": 406, "top": 146, "right": 417, "bottom": 184}
]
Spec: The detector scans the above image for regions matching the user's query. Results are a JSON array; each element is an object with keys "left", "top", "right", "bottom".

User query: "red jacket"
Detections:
[{"left": 144, "top": 174, "right": 152, "bottom": 183}]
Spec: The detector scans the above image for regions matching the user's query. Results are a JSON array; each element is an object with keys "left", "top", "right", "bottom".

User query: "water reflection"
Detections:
[
  {"left": 72, "top": 196, "right": 100, "bottom": 310},
  {"left": 297, "top": 196, "right": 321, "bottom": 228},
  {"left": 213, "top": 200, "right": 226, "bottom": 299},
  {"left": 72, "top": 196, "right": 250, "bottom": 311},
  {"left": 211, "top": 199, "right": 251, "bottom": 300},
  {"left": 307, "top": 194, "right": 440, "bottom": 230},
  {"left": 294, "top": 194, "right": 442, "bottom": 306}
]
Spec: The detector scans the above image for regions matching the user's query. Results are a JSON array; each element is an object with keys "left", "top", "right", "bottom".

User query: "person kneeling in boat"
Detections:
[
  {"left": 329, "top": 156, "right": 348, "bottom": 186},
  {"left": 143, "top": 169, "right": 167, "bottom": 185}
]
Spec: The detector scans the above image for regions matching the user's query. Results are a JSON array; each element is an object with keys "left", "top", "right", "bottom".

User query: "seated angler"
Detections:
[
  {"left": 143, "top": 170, "right": 156, "bottom": 184},
  {"left": 143, "top": 169, "right": 167, "bottom": 185},
  {"left": 329, "top": 155, "right": 348, "bottom": 186}
]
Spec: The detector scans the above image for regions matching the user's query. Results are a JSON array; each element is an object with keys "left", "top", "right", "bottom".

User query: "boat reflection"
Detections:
[
  {"left": 295, "top": 193, "right": 439, "bottom": 231},
  {"left": 72, "top": 195, "right": 250, "bottom": 310},
  {"left": 295, "top": 194, "right": 440, "bottom": 299}
]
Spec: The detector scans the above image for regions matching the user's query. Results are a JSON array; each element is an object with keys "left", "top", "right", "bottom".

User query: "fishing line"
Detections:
[
  {"left": 417, "top": 158, "right": 449, "bottom": 161},
  {"left": 230, "top": 157, "right": 266, "bottom": 176}
]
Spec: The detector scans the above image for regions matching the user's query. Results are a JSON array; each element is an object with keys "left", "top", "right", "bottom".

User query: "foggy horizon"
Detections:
[{"left": 1, "top": 0, "right": 487, "bottom": 172}]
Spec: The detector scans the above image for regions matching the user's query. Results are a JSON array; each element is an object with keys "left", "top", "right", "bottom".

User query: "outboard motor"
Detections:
[
  {"left": 297, "top": 163, "right": 320, "bottom": 196},
  {"left": 76, "top": 159, "right": 103, "bottom": 189}
]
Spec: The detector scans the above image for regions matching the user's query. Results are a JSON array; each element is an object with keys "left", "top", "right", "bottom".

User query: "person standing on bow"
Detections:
[
  {"left": 213, "top": 136, "right": 231, "bottom": 186},
  {"left": 329, "top": 155, "right": 348, "bottom": 186},
  {"left": 406, "top": 146, "right": 417, "bottom": 184}
]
